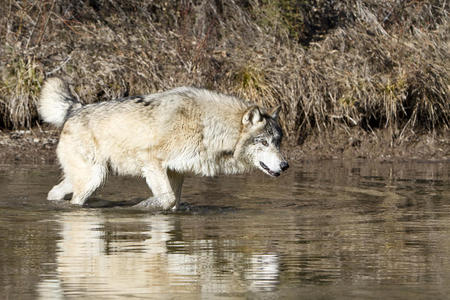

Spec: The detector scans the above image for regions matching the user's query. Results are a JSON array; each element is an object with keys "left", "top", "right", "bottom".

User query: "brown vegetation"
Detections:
[{"left": 0, "top": 0, "right": 448, "bottom": 158}]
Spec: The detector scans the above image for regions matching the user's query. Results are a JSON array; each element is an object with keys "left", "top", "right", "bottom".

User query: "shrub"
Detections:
[{"left": 0, "top": 0, "right": 448, "bottom": 144}]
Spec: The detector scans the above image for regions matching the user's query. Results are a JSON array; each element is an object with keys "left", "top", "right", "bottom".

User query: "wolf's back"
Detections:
[{"left": 38, "top": 78, "right": 81, "bottom": 127}]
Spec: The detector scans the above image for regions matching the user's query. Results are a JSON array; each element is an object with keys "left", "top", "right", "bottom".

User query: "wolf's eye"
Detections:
[{"left": 261, "top": 140, "right": 269, "bottom": 147}]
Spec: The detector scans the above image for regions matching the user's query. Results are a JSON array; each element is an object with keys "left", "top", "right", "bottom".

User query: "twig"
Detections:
[
  {"left": 36, "top": 0, "right": 56, "bottom": 46},
  {"left": 45, "top": 55, "right": 72, "bottom": 77}
]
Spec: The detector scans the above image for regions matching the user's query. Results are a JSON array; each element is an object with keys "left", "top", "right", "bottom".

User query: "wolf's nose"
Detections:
[{"left": 280, "top": 161, "right": 289, "bottom": 171}]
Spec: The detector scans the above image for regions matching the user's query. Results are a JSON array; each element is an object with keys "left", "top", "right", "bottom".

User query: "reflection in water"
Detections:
[
  {"left": 37, "top": 211, "right": 279, "bottom": 298},
  {"left": 0, "top": 161, "right": 449, "bottom": 299}
]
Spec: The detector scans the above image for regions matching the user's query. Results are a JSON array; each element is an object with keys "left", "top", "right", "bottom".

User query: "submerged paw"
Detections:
[{"left": 134, "top": 197, "right": 176, "bottom": 211}]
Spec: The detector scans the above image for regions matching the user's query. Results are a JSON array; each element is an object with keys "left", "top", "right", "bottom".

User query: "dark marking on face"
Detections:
[
  {"left": 265, "top": 118, "right": 283, "bottom": 148},
  {"left": 249, "top": 116, "right": 283, "bottom": 148},
  {"left": 252, "top": 136, "right": 265, "bottom": 145}
]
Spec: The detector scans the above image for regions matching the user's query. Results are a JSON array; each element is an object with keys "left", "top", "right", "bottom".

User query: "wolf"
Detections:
[{"left": 38, "top": 78, "right": 289, "bottom": 210}]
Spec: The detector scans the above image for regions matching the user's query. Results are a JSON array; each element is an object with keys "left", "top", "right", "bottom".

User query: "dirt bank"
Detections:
[
  {"left": 290, "top": 128, "right": 449, "bottom": 161},
  {"left": 1, "top": 128, "right": 447, "bottom": 165},
  {"left": 0, "top": 128, "right": 58, "bottom": 164}
]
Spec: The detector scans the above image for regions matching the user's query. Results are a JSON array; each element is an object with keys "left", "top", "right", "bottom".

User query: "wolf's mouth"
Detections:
[{"left": 259, "top": 161, "right": 280, "bottom": 177}]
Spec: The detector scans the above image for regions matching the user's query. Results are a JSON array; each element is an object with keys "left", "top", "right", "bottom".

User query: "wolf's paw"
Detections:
[
  {"left": 134, "top": 198, "right": 161, "bottom": 209},
  {"left": 47, "top": 190, "right": 65, "bottom": 201},
  {"left": 47, "top": 181, "right": 72, "bottom": 201},
  {"left": 69, "top": 199, "right": 85, "bottom": 206},
  {"left": 134, "top": 196, "right": 175, "bottom": 211}
]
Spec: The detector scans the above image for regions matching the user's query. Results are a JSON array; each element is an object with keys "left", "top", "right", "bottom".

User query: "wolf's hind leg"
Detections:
[
  {"left": 47, "top": 178, "right": 72, "bottom": 201},
  {"left": 68, "top": 163, "right": 106, "bottom": 206}
]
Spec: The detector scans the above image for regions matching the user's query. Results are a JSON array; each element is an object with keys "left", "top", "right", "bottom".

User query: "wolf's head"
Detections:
[{"left": 238, "top": 105, "right": 289, "bottom": 177}]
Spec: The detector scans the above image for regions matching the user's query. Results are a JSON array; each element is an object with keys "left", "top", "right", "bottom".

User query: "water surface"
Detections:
[{"left": 0, "top": 160, "right": 449, "bottom": 299}]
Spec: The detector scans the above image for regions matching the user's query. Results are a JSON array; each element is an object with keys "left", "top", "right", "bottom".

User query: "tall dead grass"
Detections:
[{"left": 0, "top": 0, "right": 448, "bottom": 144}]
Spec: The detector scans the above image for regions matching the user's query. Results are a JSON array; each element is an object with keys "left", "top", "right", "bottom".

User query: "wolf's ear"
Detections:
[
  {"left": 270, "top": 105, "right": 281, "bottom": 120},
  {"left": 242, "top": 106, "right": 263, "bottom": 126}
]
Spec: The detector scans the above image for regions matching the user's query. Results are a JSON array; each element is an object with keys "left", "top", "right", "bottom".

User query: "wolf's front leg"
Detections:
[
  {"left": 134, "top": 165, "right": 177, "bottom": 210},
  {"left": 168, "top": 169, "right": 184, "bottom": 211}
]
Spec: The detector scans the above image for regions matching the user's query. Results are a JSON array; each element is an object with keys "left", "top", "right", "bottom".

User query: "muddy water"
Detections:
[{"left": 0, "top": 161, "right": 449, "bottom": 299}]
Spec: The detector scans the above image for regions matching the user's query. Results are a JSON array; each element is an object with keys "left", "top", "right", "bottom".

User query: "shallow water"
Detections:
[{"left": 0, "top": 160, "right": 449, "bottom": 299}]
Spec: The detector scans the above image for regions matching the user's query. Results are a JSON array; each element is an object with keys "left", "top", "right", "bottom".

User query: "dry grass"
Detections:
[
  {"left": 0, "top": 53, "right": 43, "bottom": 128},
  {"left": 0, "top": 0, "right": 448, "bottom": 144}
]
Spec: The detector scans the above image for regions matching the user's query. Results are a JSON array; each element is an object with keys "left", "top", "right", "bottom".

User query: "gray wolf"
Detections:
[{"left": 38, "top": 78, "right": 289, "bottom": 210}]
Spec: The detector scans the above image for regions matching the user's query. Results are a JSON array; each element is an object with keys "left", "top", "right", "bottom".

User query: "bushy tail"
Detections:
[{"left": 38, "top": 77, "right": 82, "bottom": 127}]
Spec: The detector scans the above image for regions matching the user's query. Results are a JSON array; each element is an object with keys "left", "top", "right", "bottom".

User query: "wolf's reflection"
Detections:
[{"left": 38, "top": 211, "right": 279, "bottom": 298}]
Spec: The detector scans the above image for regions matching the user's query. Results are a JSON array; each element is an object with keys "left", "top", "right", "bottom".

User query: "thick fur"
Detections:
[
  {"left": 39, "top": 78, "right": 288, "bottom": 210},
  {"left": 38, "top": 78, "right": 82, "bottom": 127}
]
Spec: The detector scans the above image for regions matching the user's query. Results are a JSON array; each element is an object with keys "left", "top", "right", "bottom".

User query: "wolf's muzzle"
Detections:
[
  {"left": 280, "top": 161, "right": 289, "bottom": 172},
  {"left": 260, "top": 161, "right": 280, "bottom": 177}
]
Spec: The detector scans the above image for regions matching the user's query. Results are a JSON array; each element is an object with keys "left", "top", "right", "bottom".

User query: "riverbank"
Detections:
[
  {"left": 1, "top": 128, "right": 447, "bottom": 165},
  {"left": 1, "top": 1, "right": 448, "bottom": 149}
]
